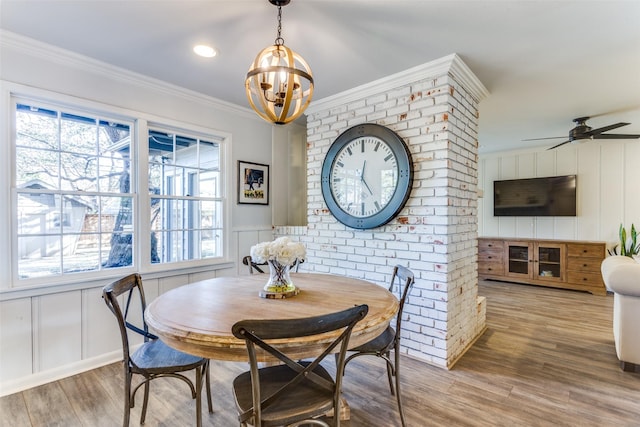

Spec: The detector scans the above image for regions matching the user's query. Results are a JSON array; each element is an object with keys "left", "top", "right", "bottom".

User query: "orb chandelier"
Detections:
[{"left": 245, "top": 0, "right": 314, "bottom": 125}]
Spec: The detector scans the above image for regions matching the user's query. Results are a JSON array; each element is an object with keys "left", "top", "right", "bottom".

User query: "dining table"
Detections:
[{"left": 144, "top": 272, "right": 399, "bottom": 362}]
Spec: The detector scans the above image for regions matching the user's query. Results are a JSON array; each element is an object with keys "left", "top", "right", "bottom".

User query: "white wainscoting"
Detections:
[
  {"left": 0, "top": 227, "right": 273, "bottom": 396},
  {"left": 478, "top": 141, "right": 640, "bottom": 244}
]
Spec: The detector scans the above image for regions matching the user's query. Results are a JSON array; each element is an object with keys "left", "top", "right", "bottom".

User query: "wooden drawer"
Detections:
[
  {"left": 479, "top": 250, "right": 502, "bottom": 263},
  {"left": 479, "top": 239, "right": 504, "bottom": 252},
  {"left": 567, "top": 270, "right": 604, "bottom": 286},
  {"left": 567, "top": 257, "right": 603, "bottom": 273},
  {"left": 479, "top": 262, "right": 504, "bottom": 276},
  {"left": 567, "top": 243, "right": 605, "bottom": 258}
]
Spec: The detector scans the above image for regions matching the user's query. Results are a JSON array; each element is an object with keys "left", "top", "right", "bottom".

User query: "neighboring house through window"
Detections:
[
  {"left": 12, "top": 96, "right": 225, "bottom": 287},
  {"left": 148, "top": 128, "right": 222, "bottom": 264}
]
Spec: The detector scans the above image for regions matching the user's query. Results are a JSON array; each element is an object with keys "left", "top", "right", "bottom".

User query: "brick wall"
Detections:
[{"left": 276, "top": 54, "right": 488, "bottom": 368}]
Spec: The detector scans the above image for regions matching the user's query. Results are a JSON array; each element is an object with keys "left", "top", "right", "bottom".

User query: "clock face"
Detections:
[
  {"left": 321, "top": 124, "right": 413, "bottom": 229},
  {"left": 330, "top": 136, "right": 398, "bottom": 218}
]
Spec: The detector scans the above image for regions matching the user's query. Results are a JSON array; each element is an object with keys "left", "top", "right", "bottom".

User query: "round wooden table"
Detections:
[{"left": 145, "top": 273, "right": 399, "bottom": 361}]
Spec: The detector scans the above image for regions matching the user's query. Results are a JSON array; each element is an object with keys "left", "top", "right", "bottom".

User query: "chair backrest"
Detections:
[
  {"left": 242, "top": 255, "right": 268, "bottom": 274},
  {"left": 232, "top": 304, "right": 369, "bottom": 425},
  {"left": 242, "top": 255, "right": 304, "bottom": 274},
  {"left": 102, "top": 273, "right": 157, "bottom": 364},
  {"left": 388, "top": 265, "right": 415, "bottom": 345}
]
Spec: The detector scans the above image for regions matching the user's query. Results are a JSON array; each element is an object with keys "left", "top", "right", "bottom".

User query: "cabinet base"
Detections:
[{"left": 478, "top": 238, "right": 607, "bottom": 296}]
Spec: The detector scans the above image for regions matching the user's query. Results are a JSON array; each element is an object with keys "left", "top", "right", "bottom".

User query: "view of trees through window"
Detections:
[
  {"left": 15, "top": 103, "right": 133, "bottom": 279},
  {"left": 14, "top": 100, "right": 224, "bottom": 282}
]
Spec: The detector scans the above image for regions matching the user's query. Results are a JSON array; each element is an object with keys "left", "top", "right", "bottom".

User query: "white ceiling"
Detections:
[{"left": 2, "top": 0, "right": 639, "bottom": 153}]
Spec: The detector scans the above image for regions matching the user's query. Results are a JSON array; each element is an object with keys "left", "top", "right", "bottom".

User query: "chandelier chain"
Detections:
[{"left": 274, "top": 6, "right": 284, "bottom": 46}]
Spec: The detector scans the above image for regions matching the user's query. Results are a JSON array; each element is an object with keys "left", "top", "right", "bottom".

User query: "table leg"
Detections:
[{"left": 325, "top": 396, "right": 350, "bottom": 420}]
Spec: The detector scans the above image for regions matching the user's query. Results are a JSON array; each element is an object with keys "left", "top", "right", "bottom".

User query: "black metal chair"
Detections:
[
  {"left": 231, "top": 304, "right": 369, "bottom": 427},
  {"left": 102, "top": 273, "right": 213, "bottom": 427},
  {"left": 242, "top": 255, "right": 304, "bottom": 274},
  {"left": 242, "top": 255, "right": 268, "bottom": 274},
  {"left": 342, "top": 265, "right": 415, "bottom": 427}
]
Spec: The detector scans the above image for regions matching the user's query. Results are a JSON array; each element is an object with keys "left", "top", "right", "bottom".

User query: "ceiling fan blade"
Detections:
[
  {"left": 589, "top": 106, "right": 640, "bottom": 119},
  {"left": 592, "top": 133, "right": 640, "bottom": 140},
  {"left": 587, "top": 122, "right": 629, "bottom": 136},
  {"left": 547, "top": 140, "right": 571, "bottom": 150},
  {"left": 522, "top": 136, "right": 565, "bottom": 141}
]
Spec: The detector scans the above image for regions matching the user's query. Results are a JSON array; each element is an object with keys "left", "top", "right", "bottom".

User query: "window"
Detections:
[
  {"left": 12, "top": 97, "right": 226, "bottom": 285},
  {"left": 148, "top": 128, "right": 222, "bottom": 264},
  {"left": 15, "top": 103, "right": 133, "bottom": 280}
]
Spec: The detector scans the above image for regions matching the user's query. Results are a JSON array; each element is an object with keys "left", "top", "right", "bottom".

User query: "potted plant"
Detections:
[{"left": 608, "top": 224, "right": 639, "bottom": 257}]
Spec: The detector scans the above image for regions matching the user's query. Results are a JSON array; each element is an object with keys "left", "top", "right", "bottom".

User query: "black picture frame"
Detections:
[{"left": 238, "top": 161, "right": 269, "bottom": 205}]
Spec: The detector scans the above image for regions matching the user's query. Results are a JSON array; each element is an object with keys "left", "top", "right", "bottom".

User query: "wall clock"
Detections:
[{"left": 321, "top": 123, "right": 413, "bottom": 229}]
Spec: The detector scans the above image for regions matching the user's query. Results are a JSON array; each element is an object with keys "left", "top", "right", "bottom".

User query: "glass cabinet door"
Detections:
[
  {"left": 535, "top": 243, "right": 565, "bottom": 281},
  {"left": 506, "top": 243, "right": 531, "bottom": 277}
]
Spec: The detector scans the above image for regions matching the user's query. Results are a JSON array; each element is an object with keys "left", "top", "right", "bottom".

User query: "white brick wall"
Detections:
[{"left": 276, "top": 54, "right": 488, "bottom": 368}]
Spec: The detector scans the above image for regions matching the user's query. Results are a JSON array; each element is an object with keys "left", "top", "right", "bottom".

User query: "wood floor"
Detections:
[{"left": 2, "top": 280, "right": 639, "bottom": 426}]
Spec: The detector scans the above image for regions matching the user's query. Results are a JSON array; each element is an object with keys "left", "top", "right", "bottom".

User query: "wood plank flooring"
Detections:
[{"left": 2, "top": 280, "right": 639, "bottom": 426}]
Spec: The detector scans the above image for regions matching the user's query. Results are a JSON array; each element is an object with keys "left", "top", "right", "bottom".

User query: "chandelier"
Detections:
[{"left": 245, "top": 0, "right": 314, "bottom": 125}]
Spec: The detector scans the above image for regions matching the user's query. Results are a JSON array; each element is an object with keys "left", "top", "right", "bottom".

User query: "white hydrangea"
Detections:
[{"left": 250, "top": 237, "right": 306, "bottom": 266}]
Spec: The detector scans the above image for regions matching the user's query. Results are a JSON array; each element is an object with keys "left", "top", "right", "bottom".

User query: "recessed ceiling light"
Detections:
[{"left": 193, "top": 44, "right": 217, "bottom": 58}]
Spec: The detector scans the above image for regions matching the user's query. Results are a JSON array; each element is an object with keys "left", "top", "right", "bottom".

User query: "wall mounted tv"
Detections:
[{"left": 493, "top": 175, "right": 577, "bottom": 217}]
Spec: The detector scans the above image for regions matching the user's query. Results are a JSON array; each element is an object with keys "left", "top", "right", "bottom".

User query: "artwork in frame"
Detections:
[{"left": 238, "top": 161, "right": 269, "bottom": 205}]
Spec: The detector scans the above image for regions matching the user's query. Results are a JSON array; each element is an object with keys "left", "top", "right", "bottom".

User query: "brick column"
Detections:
[{"left": 289, "top": 54, "right": 489, "bottom": 368}]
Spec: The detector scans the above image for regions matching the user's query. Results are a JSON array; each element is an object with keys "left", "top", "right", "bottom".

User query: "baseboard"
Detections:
[
  {"left": 446, "top": 324, "right": 488, "bottom": 370},
  {"left": 0, "top": 350, "right": 122, "bottom": 397}
]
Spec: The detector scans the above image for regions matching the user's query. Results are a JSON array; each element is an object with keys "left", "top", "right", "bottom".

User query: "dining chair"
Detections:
[
  {"left": 102, "top": 273, "right": 213, "bottom": 427},
  {"left": 231, "top": 304, "right": 369, "bottom": 427},
  {"left": 242, "top": 255, "right": 304, "bottom": 274},
  {"left": 342, "top": 265, "right": 415, "bottom": 427},
  {"left": 242, "top": 255, "right": 268, "bottom": 274}
]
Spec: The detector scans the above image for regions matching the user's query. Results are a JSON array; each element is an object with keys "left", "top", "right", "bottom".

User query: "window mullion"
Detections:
[{"left": 137, "top": 120, "right": 150, "bottom": 270}]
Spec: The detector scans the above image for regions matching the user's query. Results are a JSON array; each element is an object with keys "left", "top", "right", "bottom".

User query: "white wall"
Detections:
[
  {"left": 0, "top": 31, "right": 280, "bottom": 395},
  {"left": 272, "top": 122, "right": 307, "bottom": 226},
  {"left": 478, "top": 141, "right": 640, "bottom": 245}
]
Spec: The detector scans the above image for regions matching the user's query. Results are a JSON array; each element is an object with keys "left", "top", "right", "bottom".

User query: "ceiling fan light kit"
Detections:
[
  {"left": 245, "top": 0, "right": 314, "bottom": 125},
  {"left": 524, "top": 116, "right": 640, "bottom": 150}
]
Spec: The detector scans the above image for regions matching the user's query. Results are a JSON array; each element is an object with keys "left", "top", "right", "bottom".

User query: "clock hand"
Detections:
[
  {"left": 359, "top": 160, "right": 374, "bottom": 195},
  {"left": 361, "top": 175, "right": 374, "bottom": 195}
]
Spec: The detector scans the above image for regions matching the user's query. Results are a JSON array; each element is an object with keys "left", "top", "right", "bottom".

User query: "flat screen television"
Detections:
[{"left": 493, "top": 175, "right": 577, "bottom": 217}]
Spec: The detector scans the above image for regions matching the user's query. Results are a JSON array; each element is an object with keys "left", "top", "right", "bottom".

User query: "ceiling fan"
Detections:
[{"left": 524, "top": 116, "right": 640, "bottom": 150}]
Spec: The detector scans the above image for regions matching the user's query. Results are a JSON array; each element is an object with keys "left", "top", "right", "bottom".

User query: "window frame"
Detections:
[
  {"left": 145, "top": 123, "right": 225, "bottom": 269},
  {"left": 3, "top": 87, "right": 231, "bottom": 290}
]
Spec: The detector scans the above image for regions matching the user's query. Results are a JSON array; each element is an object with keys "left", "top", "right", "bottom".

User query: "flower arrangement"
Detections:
[
  {"left": 251, "top": 237, "right": 306, "bottom": 298},
  {"left": 250, "top": 236, "right": 306, "bottom": 266}
]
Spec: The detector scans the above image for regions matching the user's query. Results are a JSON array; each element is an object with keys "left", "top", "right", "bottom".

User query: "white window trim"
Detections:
[{"left": 1, "top": 81, "right": 233, "bottom": 294}]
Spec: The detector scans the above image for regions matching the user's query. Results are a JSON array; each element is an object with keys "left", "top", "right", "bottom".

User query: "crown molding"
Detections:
[
  {"left": 305, "top": 53, "right": 489, "bottom": 115},
  {"left": 0, "top": 30, "right": 257, "bottom": 120}
]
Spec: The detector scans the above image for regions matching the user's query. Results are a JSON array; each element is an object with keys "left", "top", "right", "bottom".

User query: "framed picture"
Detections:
[{"left": 238, "top": 161, "right": 269, "bottom": 205}]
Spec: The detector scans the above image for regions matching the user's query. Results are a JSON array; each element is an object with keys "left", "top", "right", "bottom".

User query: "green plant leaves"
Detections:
[{"left": 615, "top": 223, "right": 639, "bottom": 257}]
